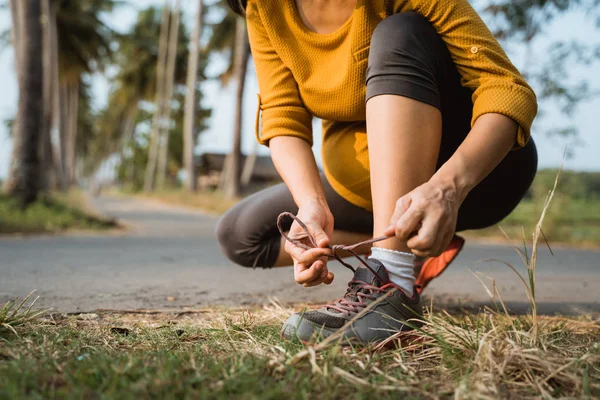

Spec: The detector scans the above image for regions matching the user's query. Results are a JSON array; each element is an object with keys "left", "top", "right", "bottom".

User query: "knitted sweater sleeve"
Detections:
[
  {"left": 394, "top": 0, "right": 538, "bottom": 147},
  {"left": 246, "top": 1, "right": 313, "bottom": 146}
]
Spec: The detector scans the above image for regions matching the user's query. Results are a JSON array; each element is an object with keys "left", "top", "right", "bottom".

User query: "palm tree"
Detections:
[
  {"left": 4, "top": 0, "right": 118, "bottom": 190},
  {"left": 223, "top": 18, "right": 249, "bottom": 199},
  {"left": 6, "top": 0, "right": 43, "bottom": 206},
  {"left": 7, "top": 0, "right": 20, "bottom": 75},
  {"left": 206, "top": 1, "right": 251, "bottom": 199},
  {"left": 92, "top": 6, "right": 196, "bottom": 188},
  {"left": 156, "top": 0, "right": 182, "bottom": 190},
  {"left": 53, "top": 0, "right": 116, "bottom": 186},
  {"left": 143, "top": 3, "right": 171, "bottom": 193},
  {"left": 182, "top": 0, "right": 204, "bottom": 192},
  {"left": 3, "top": 0, "right": 20, "bottom": 192}
]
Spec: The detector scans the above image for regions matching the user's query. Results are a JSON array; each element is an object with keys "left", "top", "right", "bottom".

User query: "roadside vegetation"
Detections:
[
  {"left": 0, "top": 191, "right": 117, "bottom": 234},
  {"left": 125, "top": 188, "right": 240, "bottom": 215},
  {"left": 462, "top": 169, "right": 600, "bottom": 247}
]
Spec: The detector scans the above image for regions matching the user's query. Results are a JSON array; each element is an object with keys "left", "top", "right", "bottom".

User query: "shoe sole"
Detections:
[
  {"left": 282, "top": 314, "right": 422, "bottom": 349},
  {"left": 293, "top": 330, "right": 422, "bottom": 350}
]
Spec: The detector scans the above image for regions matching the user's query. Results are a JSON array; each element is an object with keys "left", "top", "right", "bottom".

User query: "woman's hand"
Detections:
[
  {"left": 385, "top": 180, "right": 462, "bottom": 258},
  {"left": 286, "top": 199, "right": 335, "bottom": 287}
]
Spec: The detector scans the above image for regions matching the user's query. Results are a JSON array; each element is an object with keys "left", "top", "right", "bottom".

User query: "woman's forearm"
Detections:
[
  {"left": 430, "top": 113, "right": 519, "bottom": 202},
  {"left": 270, "top": 136, "right": 328, "bottom": 208}
]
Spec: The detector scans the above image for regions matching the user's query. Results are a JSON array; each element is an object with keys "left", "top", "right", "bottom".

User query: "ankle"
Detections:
[{"left": 369, "top": 248, "right": 416, "bottom": 296}]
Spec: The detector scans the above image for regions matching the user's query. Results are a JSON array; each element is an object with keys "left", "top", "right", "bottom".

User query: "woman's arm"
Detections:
[
  {"left": 270, "top": 136, "right": 335, "bottom": 286},
  {"left": 246, "top": 2, "right": 333, "bottom": 285},
  {"left": 386, "top": 113, "right": 518, "bottom": 257},
  {"left": 270, "top": 136, "right": 326, "bottom": 211},
  {"left": 430, "top": 113, "right": 518, "bottom": 204},
  {"left": 247, "top": 1, "right": 313, "bottom": 146}
]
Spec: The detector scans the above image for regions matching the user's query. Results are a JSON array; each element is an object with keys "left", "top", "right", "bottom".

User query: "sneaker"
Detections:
[
  {"left": 415, "top": 235, "right": 465, "bottom": 293},
  {"left": 281, "top": 258, "right": 422, "bottom": 345}
]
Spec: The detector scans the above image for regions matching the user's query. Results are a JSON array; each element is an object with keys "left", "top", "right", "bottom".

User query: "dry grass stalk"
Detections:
[
  {"left": 0, "top": 291, "right": 49, "bottom": 336},
  {"left": 529, "top": 163, "right": 563, "bottom": 340}
]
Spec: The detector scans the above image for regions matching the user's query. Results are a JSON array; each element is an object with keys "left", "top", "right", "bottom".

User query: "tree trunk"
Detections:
[
  {"left": 117, "top": 109, "right": 137, "bottom": 186},
  {"left": 9, "top": 0, "right": 21, "bottom": 77},
  {"left": 40, "top": 0, "right": 55, "bottom": 192},
  {"left": 66, "top": 80, "right": 80, "bottom": 185},
  {"left": 7, "top": 0, "right": 43, "bottom": 207},
  {"left": 50, "top": 3, "right": 67, "bottom": 191},
  {"left": 183, "top": 0, "right": 204, "bottom": 192},
  {"left": 144, "top": 2, "right": 171, "bottom": 193},
  {"left": 156, "top": 0, "right": 181, "bottom": 190},
  {"left": 241, "top": 140, "right": 258, "bottom": 186},
  {"left": 59, "top": 83, "right": 69, "bottom": 187},
  {"left": 4, "top": 0, "right": 21, "bottom": 191},
  {"left": 223, "top": 18, "right": 250, "bottom": 199}
]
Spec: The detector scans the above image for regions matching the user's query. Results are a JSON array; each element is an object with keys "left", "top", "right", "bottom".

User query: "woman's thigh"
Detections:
[{"left": 216, "top": 175, "right": 373, "bottom": 268}]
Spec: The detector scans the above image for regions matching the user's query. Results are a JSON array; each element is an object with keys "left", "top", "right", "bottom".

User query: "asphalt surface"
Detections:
[{"left": 1, "top": 195, "right": 599, "bottom": 314}]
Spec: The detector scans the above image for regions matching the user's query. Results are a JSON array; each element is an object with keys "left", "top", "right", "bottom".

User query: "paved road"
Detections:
[{"left": 1, "top": 195, "right": 599, "bottom": 314}]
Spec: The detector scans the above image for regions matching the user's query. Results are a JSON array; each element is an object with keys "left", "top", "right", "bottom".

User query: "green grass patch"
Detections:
[
  {"left": 0, "top": 306, "right": 598, "bottom": 399},
  {"left": 0, "top": 191, "right": 117, "bottom": 234}
]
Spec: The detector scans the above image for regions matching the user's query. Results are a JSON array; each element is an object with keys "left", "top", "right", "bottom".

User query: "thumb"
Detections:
[{"left": 310, "top": 223, "right": 330, "bottom": 248}]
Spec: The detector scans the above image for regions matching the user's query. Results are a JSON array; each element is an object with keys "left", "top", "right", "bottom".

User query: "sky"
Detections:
[{"left": 1, "top": 0, "right": 599, "bottom": 180}]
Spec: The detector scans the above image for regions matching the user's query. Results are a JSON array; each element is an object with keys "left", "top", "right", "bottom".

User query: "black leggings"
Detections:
[{"left": 216, "top": 12, "right": 538, "bottom": 269}]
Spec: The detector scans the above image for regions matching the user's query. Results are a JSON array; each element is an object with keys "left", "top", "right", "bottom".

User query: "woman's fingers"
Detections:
[
  {"left": 286, "top": 245, "right": 330, "bottom": 266},
  {"left": 394, "top": 205, "right": 424, "bottom": 242},
  {"left": 407, "top": 212, "right": 440, "bottom": 252},
  {"left": 322, "top": 272, "right": 335, "bottom": 285},
  {"left": 295, "top": 260, "right": 322, "bottom": 285},
  {"left": 285, "top": 233, "right": 332, "bottom": 286},
  {"left": 307, "top": 221, "right": 330, "bottom": 248},
  {"left": 296, "top": 259, "right": 331, "bottom": 286},
  {"left": 408, "top": 213, "right": 454, "bottom": 257}
]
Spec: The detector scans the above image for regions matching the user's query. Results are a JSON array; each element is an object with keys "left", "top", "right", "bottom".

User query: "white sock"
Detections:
[{"left": 369, "top": 247, "right": 416, "bottom": 296}]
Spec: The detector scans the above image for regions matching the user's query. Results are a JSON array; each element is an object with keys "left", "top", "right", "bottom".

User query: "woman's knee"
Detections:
[
  {"left": 215, "top": 202, "right": 279, "bottom": 269},
  {"left": 369, "top": 12, "right": 435, "bottom": 58},
  {"left": 367, "top": 12, "right": 446, "bottom": 106},
  {"left": 215, "top": 205, "right": 257, "bottom": 268}
]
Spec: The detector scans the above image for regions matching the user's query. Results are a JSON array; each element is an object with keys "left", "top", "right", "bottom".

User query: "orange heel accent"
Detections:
[{"left": 416, "top": 235, "right": 465, "bottom": 294}]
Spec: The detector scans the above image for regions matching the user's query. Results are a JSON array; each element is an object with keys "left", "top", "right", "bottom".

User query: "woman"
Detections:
[{"left": 217, "top": 0, "right": 537, "bottom": 344}]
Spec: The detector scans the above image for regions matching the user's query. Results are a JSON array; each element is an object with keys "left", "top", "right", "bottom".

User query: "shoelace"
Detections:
[
  {"left": 277, "top": 212, "right": 392, "bottom": 315},
  {"left": 327, "top": 280, "right": 388, "bottom": 316}
]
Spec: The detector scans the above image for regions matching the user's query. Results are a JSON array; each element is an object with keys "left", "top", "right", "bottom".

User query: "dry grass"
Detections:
[
  {"left": 0, "top": 291, "right": 49, "bottom": 336},
  {"left": 1, "top": 304, "right": 597, "bottom": 398},
  {"left": 126, "top": 189, "right": 240, "bottom": 215}
]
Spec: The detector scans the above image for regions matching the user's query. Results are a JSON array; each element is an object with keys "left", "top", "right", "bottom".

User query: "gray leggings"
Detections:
[{"left": 216, "top": 12, "right": 538, "bottom": 269}]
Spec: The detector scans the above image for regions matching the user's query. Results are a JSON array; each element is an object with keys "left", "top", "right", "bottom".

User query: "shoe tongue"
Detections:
[
  {"left": 328, "top": 258, "right": 391, "bottom": 314},
  {"left": 353, "top": 258, "right": 390, "bottom": 287}
]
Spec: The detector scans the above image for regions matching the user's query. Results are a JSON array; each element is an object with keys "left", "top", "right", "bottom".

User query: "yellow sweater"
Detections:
[{"left": 246, "top": 0, "right": 537, "bottom": 211}]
